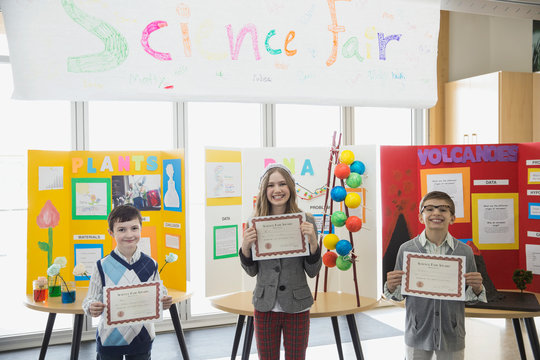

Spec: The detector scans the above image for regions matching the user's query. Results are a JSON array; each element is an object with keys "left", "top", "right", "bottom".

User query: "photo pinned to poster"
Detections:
[
  {"left": 471, "top": 193, "right": 519, "bottom": 250},
  {"left": 528, "top": 168, "right": 540, "bottom": 184},
  {"left": 39, "top": 166, "right": 63, "bottom": 190},
  {"left": 206, "top": 162, "right": 242, "bottom": 199},
  {"left": 163, "top": 159, "right": 182, "bottom": 212},
  {"left": 213, "top": 225, "right": 238, "bottom": 259},
  {"left": 74, "top": 243, "right": 103, "bottom": 281},
  {"left": 528, "top": 203, "right": 540, "bottom": 220},
  {"left": 72, "top": 178, "right": 111, "bottom": 220},
  {"left": 165, "top": 234, "right": 180, "bottom": 250},
  {"left": 420, "top": 167, "right": 470, "bottom": 223},
  {"left": 313, "top": 214, "right": 333, "bottom": 235},
  {"left": 111, "top": 175, "right": 162, "bottom": 211}
]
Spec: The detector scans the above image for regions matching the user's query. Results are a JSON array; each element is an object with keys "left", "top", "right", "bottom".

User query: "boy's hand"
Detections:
[
  {"left": 89, "top": 302, "right": 106, "bottom": 317},
  {"left": 386, "top": 270, "right": 405, "bottom": 293},
  {"left": 241, "top": 227, "right": 257, "bottom": 257},
  {"left": 464, "top": 272, "right": 483, "bottom": 295},
  {"left": 162, "top": 295, "right": 173, "bottom": 311}
]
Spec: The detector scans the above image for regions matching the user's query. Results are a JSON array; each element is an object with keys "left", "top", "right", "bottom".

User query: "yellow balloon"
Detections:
[
  {"left": 323, "top": 234, "right": 339, "bottom": 250},
  {"left": 345, "top": 193, "right": 361, "bottom": 209},
  {"left": 340, "top": 150, "right": 355, "bottom": 165}
]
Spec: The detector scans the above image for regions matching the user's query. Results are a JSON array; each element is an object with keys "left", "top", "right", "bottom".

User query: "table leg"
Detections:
[
  {"left": 330, "top": 316, "right": 344, "bottom": 360},
  {"left": 512, "top": 318, "right": 527, "bottom": 360},
  {"left": 39, "top": 313, "right": 57, "bottom": 360},
  {"left": 524, "top": 318, "right": 540, "bottom": 360},
  {"left": 241, "top": 316, "right": 254, "bottom": 360},
  {"left": 169, "top": 303, "right": 190, "bottom": 360},
  {"left": 231, "top": 315, "right": 245, "bottom": 360},
  {"left": 346, "top": 314, "right": 364, "bottom": 360},
  {"left": 69, "top": 314, "right": 84, "bottom": 360}
]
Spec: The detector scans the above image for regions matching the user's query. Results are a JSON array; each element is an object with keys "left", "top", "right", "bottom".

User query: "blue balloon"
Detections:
[
  {"left": 330, "top": 186, "right": 347, "bottom": 202},
  {"left": 335, "top": 240, "right": 352, "bottom": 256},
  {"left": 350, "top": 161, "right": 366, "bottom": 175}
]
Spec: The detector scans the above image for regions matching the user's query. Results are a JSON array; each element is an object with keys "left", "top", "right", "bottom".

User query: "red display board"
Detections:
[{"left": 381, "top": 143, "right": 540, "bottom": 291}]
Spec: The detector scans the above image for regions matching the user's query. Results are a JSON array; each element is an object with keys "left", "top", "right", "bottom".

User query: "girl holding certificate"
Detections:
[{"left": 240, "top": 163, "right": 322, "bottom": 360}]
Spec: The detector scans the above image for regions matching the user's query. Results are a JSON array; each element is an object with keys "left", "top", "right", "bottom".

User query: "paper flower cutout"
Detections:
[
  {"left": 159, "top": 252, "right": 179, "bottom": 274},
  {"left": 73, "top": 263, "right": 91, "bottom": 279},
  {"left": 36, "top": 200, "right": 60, "bottom": 228},
  {"left": 47, "top": 263, "right": 61, "bottom": 277},
  {"left": 166, "top": 253, "right": 178, "bottom": 263},
  {"left": 54, "top": 256, "right": 67, "bottom": 268},
  {"left": 36, "top": 200, "right": 60, "bottom": 267}
]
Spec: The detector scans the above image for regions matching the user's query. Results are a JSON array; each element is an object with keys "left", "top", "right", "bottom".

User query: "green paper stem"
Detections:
[{"left": 47, "top": 227, "right": 53, "bottom": 267}]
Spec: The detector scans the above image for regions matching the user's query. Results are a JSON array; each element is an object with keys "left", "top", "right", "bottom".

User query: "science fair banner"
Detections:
[{"left": 1, "top": 0, "right": 440, "bottom": 107}]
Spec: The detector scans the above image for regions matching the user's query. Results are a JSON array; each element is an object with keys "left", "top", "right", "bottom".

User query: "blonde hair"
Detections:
[{"left": 254, "top": 167, "right": 301, "bottom": 216}]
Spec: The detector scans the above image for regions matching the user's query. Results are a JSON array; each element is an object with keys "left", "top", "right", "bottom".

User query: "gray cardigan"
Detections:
[
  {"left": 239, "top": 215, "right": 322, "bottom": 313},
  {"left": 392, "top": 236, "right": 478, "bottom": 352}
]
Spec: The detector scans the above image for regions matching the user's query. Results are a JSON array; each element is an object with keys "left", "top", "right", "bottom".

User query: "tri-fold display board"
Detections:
[
  {"left": 381, "top": 143, "right": 540, "bottom": 292},
  {"left": 27, "top": 150, "right": 186, "bottom": 294},
  {"left": 204, "top": 146, "right": 379, "bottom": 299}
]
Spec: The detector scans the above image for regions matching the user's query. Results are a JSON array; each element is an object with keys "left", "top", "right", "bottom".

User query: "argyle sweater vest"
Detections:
[{"left": 95, "top": 251, "right": 158, "bottom": 356}]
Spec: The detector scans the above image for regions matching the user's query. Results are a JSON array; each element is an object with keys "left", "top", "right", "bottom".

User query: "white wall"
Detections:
[{"left": 449, "top": 12, "right": 532, "bottom": 81}]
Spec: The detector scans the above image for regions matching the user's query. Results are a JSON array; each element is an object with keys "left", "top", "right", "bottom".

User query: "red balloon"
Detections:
[
  {"left": 323, "top": 251, "right": 338, "bottom": 267},
  {"left": 334, "top": 163, "right": 351, "bottom": 180},
  {"left": 345, "top": 216, "right": 363, "bottom": 232}
]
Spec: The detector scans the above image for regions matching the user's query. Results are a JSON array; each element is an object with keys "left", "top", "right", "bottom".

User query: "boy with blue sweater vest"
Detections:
[
  {"left": 83, "top": 205, "right": 172, "bottom": 360},
  {"left": 385, "top": 191, "right": 486, "bottom": 360}
]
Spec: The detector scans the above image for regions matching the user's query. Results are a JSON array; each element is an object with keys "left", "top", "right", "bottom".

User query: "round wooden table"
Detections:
[
  {"left": 24, "top": 287, "right": 192, "bottom": 360},
  {"left": 211, "top": 291, "right": 379, "bottom": 360}
]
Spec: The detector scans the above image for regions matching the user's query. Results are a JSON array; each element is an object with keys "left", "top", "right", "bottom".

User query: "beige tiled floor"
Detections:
[{"left": 215, "top": 306, "right": 538, "bottom": 359}]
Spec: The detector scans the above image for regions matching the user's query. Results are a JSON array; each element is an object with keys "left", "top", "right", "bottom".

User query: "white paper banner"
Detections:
[{"left": 1, "top": 0, "right": 440, "bottom": 107}]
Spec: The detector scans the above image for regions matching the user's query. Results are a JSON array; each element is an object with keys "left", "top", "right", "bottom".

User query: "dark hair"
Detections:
[
  {"left": 419, "top": 191, "right": 455, "bottom": 215},
  {"left": 107, "top": 205, "right": 142, "bottom": 232}
]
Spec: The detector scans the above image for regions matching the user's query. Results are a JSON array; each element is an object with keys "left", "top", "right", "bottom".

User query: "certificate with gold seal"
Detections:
[
  {"left": 401, "top": 252, "right": 466, "bottom": 301},
  {"left": 250, "top": 212, "right": 310, "bottom": 260},
  {"left": 103, "top": 281, "right": 163, "bottom": 328}
]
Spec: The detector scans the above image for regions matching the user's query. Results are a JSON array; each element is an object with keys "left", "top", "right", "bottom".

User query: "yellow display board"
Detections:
[{"left": 27, "top": 150, "right": 186, "bottom": 294}]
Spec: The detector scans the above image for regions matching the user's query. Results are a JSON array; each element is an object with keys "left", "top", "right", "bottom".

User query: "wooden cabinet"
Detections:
[{"left": 444, "top": 71, "right": 532, "bottom": 144}]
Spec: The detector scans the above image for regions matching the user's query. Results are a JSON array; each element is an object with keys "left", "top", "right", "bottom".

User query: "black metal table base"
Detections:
[
  {"left": 231, "top": 314, "right": 364, "bottom": 359},
  {"left": 38, "top": 305, "right": 190, "bottom": 359}
]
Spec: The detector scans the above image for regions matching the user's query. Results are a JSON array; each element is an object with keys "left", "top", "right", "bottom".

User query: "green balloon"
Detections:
[
  {"left": 346, "top": 173, "right": 362, "bottom": 188},
  {"left": 331, "top": 211, "right": 347, "bottom": 227},
  {"left": 336, "top": 256, "right": 352, "bottom": 271}
]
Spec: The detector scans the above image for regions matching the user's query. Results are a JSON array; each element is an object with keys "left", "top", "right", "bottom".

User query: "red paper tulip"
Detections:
[{"left": 36, "top": 200, "right": 60, "bottom": 228}]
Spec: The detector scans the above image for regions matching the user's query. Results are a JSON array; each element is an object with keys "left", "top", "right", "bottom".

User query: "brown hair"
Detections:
[
  {"left": 419, "top": 191, "right": 455, "bottom": 215},
  {"left": 107, "top": 205, "right": 143, "bottom": 231},
  {"left": 254, "top": 167, "right": 301, "bottom": 216}
]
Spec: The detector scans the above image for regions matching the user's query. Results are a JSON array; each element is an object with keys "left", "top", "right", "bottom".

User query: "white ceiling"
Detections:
[{"left": 442, "top": 0, "right": 540, "bottom": 20}]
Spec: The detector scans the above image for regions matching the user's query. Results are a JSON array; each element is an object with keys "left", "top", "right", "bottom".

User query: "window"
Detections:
[
  {"left": 354, "top": 107, "right": 412, "bottom": 145},
  {"left": 275, "top": 104, "right": 341, "bottom": 147},
  {"left": 186, "top": 102, "right": 260, "bottom": 316},
  {"left": 0, "top": 62, "right": 72, "bottom": 336},
  {"left": 89, "top": 102, "right": 174, "bottom": 151}
]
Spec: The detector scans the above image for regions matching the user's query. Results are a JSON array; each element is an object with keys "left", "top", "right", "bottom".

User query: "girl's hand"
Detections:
[
  {"left": 242, "top": 227, "right": 257, "bottom": 257},
  {"left": 301, "top": 221, "right": 318, "bottom": 254},
  {"left": 89, "top": 301, "right": 106, "bottom": 317}
]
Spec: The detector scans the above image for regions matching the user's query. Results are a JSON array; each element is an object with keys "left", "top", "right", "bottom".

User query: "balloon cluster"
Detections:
[{"left": 322, "top": 150, "right": 366, "bottom": 271}]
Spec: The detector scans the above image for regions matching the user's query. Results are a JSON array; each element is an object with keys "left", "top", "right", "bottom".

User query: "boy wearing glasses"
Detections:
[{"left": 385, "top": 191, "right": 486, "bottom": 360}]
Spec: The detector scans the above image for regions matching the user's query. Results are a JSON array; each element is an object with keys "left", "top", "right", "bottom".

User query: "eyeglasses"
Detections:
[{"left": 421, "top": 205, "right": 453, "bottom": 214}]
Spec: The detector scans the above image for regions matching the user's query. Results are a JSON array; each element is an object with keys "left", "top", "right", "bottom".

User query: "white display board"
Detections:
[
  {"left": 2, "top": 0, "right": 440, "bottom": 107},
  {"left": 204, "top": 145, "right": 379, "bottom": 299}
]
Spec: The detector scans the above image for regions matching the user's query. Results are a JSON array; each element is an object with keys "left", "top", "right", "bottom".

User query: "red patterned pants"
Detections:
[{"left": 253, "top": 309, "right": 310, "bottom": 360}]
